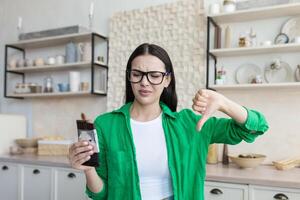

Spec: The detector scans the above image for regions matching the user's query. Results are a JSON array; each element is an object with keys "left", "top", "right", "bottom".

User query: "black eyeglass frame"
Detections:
[{"left": 126, "top": 69, "right": 171, "bottom": 85}]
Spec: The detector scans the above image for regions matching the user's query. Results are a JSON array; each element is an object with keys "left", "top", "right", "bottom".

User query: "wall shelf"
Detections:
[
  {"left": 8, "top": 91, "right": 106, "bottom": 98},
  {"left": 211, "top": 82, "right": 300, "bottom": 90},
  {"left": 209, "top": 2, "right": 300, "bottom": 23},
  {"left": 210, "top": 43, "right": 300, "bottom": 57}
]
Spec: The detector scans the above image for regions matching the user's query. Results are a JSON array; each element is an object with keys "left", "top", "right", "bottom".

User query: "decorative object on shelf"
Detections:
[
  {"left": 18, "top": 25, "right": 89, "bottom": 40},
  {"left": 97, "top": 56, "right": 105, "bottom": 65},
  {"left": 238, "top": 32, "right": 251, "bottom": 47},
  {"left": 55, "top": 55, "right": 65, "bottom": 65},
  {"left": 65, "top": 41, "right": 77, "bottom": 63},
  {"left": 34, "top": 57, "right": 45, "bottom": 66},
  {"left": 43, "top": 76, "right": 54, "bottom": 93},
  {"left": 216, "top": 67, "right": 226, "bottom": 85},
  {"left": 222, "top": 144, "right": 229, "bottom": 165},
  {"left": 17, "top": 59, "right": 24, "bottom": 68},
  {"left": 235, "top": 63, "right": 262, "bottom": 84},
  {"left": 260, "top": 40, "right": 272, "bottom": 46},
  {"left": 236, "top": 0, "right": 290, "bottom": 11},
  {"left": 281, "top": 16, "right": 300, "bottom": 43},
  {"left": 17, "top": 16, "right": 23, "bottom": 39},
  {"left": 89, "top": 1, "right": 94, "bottom": 31},
  {"left": 207, "top": 144, "right": 218, "bottom": 164},
  {"left": 28, "top": 83, "right": 42, "bottom": 93},
  {"left": 295, "top": 65, "right": 300, "bottom": 82},
  {"left": 224, "top": 25, "right": 232, "bottom": 48},
  {"left": 229, "top": 153, "right": 266, "bottom": 168},
  {"left": 57, "top": 83, "right": 70, "bottom": 92},
  {"left": 264, "top": 59, "right": 293, "bottom": 83},
  {"left": 294, "top": 36, "right": 300, "bottom": 43},
  {"left": 274, "top": 32, "right": 289, "bottom": 44},
  {"left": 24, "top": 58, "right": 33, "bottom": 67},
  {"left": 8, "top": 58, "right": 17, "bottom": 69},
  {"left": 69, "top": 71, "right": 81, "bottom": 92},
  {"left": 251, "top": 75, "right": 263, "bottom": 84},
  {"left": 80, "top": 82, "right": 89, "bottom": 91},
  {"left": 46, "top": 56, "right": 56, "bottom": 65},
  {"left": 77, "top": 42, "right": 92, "bottom": 62},
  {"left": 249, "top": 27, "right": 257, "bottom": 47},
  {"left": 209, "top": 3, "right": 221, "bottom": 15},
  {"left": 222, "top": 0, "right": 237, "bottom": 13}
]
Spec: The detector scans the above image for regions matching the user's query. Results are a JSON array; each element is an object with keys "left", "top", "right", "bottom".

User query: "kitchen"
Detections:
[{"left": 0, "top": 0, "right": 300, "bottom": 199}]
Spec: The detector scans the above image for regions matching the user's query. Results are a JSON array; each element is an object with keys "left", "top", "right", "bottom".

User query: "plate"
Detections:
[
  {"left": 235, "top": 63, "right": 262, "bottom": 84},
  {"left": 264, "top": 61, "right": 293, "bottom": 83},
  {"left": 281, "top": 16, "right": 300, "bottom": 42}
]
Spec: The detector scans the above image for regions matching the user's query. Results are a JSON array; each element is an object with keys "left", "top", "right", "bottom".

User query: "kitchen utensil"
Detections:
[
  {"left": 69, "top": 71, "right": 80, "bottom": 92},
  {"left": 281, "top": 16, "right": 300, "bottom": 43},
  {"left": 264, "top": 60, "right": 293, "bottom": 83},
  {"left": 15, "top": 138, "right": 39, "bottom": 148},
  {"left": 229, "top": 153, "right": 266, "bottom": 168},
  {"left": 273, "top": 156, "right": 300, "bottom": 170},
  {"left": 235, "top": 63, "right": 262, "bottom": 84}
]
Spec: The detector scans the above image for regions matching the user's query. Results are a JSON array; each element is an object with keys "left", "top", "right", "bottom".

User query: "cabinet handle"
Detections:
[
  {"left": 274, "top": 193, "right": 289, "bottom": 200},
  {"left": 210, "top": 188, "right": 223, "bottom": 195},
  {"left": 2, "top": 165, "right": 8, "bottom": 171},
  {"left": 68, "top": 172, "right": 76, "bottom": 179},
  {"left": 33, "top": 169, "right": 40, "bottom": 175}
]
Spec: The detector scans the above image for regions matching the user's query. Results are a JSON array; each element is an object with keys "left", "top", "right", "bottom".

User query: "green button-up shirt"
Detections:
[{"left": 86, "top": 101, "right": 268, "bottom": 200}]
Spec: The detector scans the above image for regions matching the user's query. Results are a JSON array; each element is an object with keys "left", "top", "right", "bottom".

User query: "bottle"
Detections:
[
  {"left": 207, "top": 144, "right": 218, "bottom": 164},
  {"left": 222, "top": 144, "right": 229, "bottom": 165},
  {"left": 224, "top": 25, "right": 232, "bottom": 48}
]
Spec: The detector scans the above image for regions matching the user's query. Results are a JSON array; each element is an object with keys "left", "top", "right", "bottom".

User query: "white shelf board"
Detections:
[
  {"left": 210, "top": 43, "right": 300, "bottom": 57},
  {"left": 7, "top": 32, "right": 93, "bottom": 49},
  {"left": 8, "top": 91, "right": 95, "bottom": 98},
  {"left": 210, "top": 82, "right": 300, "bottom": 90},
  {"left": 209, "top": 2, "right": 300, "bottom": 23}
]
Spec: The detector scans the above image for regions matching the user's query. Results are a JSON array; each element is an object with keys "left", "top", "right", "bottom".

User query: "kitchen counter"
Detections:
[
  {"left": 0, "top": 154, "right": 70, "bottom": 168},
  {"left": 1, "top": 154, "right": 299, "bottom": 189},
  {"left": 206, "top": 163, "right": 300, "bottom": 189}
]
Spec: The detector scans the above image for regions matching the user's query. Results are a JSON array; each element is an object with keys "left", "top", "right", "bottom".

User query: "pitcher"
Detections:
[{"left": 77, "top": 43, "right": 91, "bottom": 62}]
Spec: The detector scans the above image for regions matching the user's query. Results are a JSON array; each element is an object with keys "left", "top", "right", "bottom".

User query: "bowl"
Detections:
[
  {"left": 229, "top": 153, "right": 266, "bottom": 168},
  {"left": 15, "top": 138, "right": 40, "bottom": 148}
]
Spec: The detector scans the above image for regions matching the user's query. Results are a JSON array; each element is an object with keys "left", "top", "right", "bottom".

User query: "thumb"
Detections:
[{"left": 196, "top": 113, "right": 209, "bottom": 132}]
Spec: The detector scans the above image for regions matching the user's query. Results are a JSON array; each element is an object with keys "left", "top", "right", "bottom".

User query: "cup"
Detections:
[
  {"left": 34, "top": 58, "right": 45, "bottom": 66},
  {"left": 47, "top": 57, "right": 56, "bottom": 65},
  {"left": 8, "top": 59, "right": 17, "bottom": 69},
  {"left": 57, "top": 83, "right": 70, "bottom": 92}
]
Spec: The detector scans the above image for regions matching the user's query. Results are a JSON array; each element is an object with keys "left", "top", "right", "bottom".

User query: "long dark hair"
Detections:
[{"left": 125, "top": 43, "right": 178, "bottom": 112}]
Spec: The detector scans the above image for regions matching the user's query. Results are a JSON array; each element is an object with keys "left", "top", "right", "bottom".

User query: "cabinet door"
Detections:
[
  {"left": 55, "top": 168, "right": 87, "bottom": 200},
  {"left": 23, "top": 165, "right": 52, "bottom": 200},
  {"left": 0, "top": 162, "right": 19, "bottom": 200},
  {"left": 249, "top": 185, "right": 300, "bottom": 200},
  {"left": 205, "top": 181, "right": 248, "bottom": 200}
]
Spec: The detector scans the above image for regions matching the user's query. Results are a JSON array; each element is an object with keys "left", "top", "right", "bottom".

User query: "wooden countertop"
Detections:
[
  {"left": 206, "top": 163, "right": 300, "bottom": 189},
  {"left": 1, "top": 155, "right": 299, "bottom": 188}
]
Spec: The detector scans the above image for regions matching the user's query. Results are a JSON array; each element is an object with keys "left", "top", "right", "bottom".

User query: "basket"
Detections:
[{"left": 38, "top": 140, "right": 72, "bottom": 156}]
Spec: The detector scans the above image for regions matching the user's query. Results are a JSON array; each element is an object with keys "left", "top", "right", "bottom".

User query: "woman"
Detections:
[{"left": 69, "top": 43, "right": 268, "bottom": 200}]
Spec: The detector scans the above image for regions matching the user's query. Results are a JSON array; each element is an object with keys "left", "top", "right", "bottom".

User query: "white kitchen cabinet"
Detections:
[
  {"left": 23, "top": 165, "right": 53, "bottom": 200},
  {"left": 249, "top": 185, "right": 300, "bottom": 200},
  {"left": 205, "top": 181, "right": 249, "bottom": 200},
  {"left": 55, "top": 168, "right": 88, "bottom": 200},
  {"left": 0, "top": 162, "right": 19, "bottom": 200}
]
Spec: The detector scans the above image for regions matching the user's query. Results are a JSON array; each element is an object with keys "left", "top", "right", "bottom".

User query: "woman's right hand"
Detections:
[{"left": 69, "top": 140, "right": 94, "bottom": 171}]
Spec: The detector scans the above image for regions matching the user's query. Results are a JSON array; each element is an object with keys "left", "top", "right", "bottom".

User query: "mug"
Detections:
[
  {"left": 47, "top": 57, "right": 56, "bottom": 65},
  {"left": 56, "top": 55, "right": 65, "bottom": 65}
]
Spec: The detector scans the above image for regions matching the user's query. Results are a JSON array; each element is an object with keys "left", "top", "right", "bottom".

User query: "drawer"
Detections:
[
  {"left": 249, "top": 185, "right": 300, "bottom": 200},
  {"left": 205, "top": 181, "right": 248, "bottom": 200}
]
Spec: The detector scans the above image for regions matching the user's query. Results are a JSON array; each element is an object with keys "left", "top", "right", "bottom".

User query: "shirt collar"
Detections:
[{"left": 112, "top": 101, "right": 177, "bottom": 119}]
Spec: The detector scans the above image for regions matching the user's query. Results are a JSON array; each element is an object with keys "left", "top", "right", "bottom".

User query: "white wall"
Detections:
[{"left": 0, "top": 0, "right": 177, "bottom": 136}]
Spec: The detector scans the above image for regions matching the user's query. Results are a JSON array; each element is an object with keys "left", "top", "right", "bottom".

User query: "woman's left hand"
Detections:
[{"left": 192, "top": 89, "right": 227, "bottom": 131}]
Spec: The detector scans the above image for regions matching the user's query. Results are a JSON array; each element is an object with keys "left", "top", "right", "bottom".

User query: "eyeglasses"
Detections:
[{"left": 127, "top": 69, "right": 171, "bottom": 85}]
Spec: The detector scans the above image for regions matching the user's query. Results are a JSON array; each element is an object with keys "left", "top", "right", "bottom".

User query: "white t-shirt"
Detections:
[{"left": 130, "top": 113, "right": 173, "bottom": 200}]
